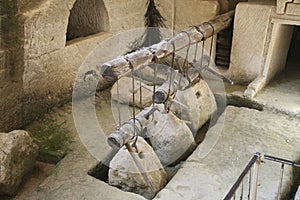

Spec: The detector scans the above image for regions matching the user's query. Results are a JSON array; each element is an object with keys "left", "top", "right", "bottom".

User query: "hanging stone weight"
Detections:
[
  {"left": 146, "top": 105, "right": 197, "bottom": 166},
  {"left": 170, "top": 79, "right": 217, "bottom": 134},
  {"left": 107, "top": 107, "right": 156, "bottom": 149},
  {"left": 109, "top": 137, "right": 167, "bottom": 199}
]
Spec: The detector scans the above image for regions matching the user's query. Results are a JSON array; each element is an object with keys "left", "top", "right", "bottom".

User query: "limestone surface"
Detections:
[
  {"left": 228, "top": 2, "right": 275, "bottom": 84},
  {"left": 147, "top": 109, "right": 196, "bottom": 166},
  {"left": 0, "top": 0, "right": 223, "bottom": 133},
  {"left": 109, "top": 137, "right": 167, "bottom": 199},
  {"left": 0, "top": 130, "right": 38, "bottom": 196},
  {"left": 25, "top": 94, "right": 146, "bottom": 200},
  {"left": 171, "top": 79, "right": 217, "bottom": 134},
  {"left": 286, "top": 3, "right": 300, "bottom": 16},
  {"left": 156, "top": 0, "right": 219, "bottom": 31},
  {"left": 154, "top": 106, "right": 300, "bottom": 200},
  {"left": 277, "top": 0, "right": 289, "bottom": 14},
  {"left": 244, "top": 20, "right": 294, "bottom": 98}
]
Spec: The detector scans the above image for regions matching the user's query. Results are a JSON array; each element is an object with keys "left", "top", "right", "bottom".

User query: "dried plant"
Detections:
[{"left": 129, "top": 0, "right": 166, "bottom": 51}]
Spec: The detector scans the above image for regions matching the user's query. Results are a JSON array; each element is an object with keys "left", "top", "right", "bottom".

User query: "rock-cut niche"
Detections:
[{"left": 66, "top": 0, "right": 109, "bottom": 41}]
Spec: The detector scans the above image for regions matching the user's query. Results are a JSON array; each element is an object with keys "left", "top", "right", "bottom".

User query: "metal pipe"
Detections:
[
  {"left": 251, "top": 154, "right": 262, "bottom": 200},
  {"left": 224, "top": 153, "right": 300, "bottom": 200},
  {"left": 263, "top": 154, "right": 300, "bottom": 168},
  {"left": 223, "top": 153, "right": 260, "bottom": 200}
]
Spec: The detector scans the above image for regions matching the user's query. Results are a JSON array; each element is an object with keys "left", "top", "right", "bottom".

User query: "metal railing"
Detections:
[{"left": 224, "top": 152, "right": 300, "bottom": 200}]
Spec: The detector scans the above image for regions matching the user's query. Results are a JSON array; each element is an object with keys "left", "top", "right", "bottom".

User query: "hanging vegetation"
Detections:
[{"left": 129, "top": 0, "right": 166, "bottom": 51}]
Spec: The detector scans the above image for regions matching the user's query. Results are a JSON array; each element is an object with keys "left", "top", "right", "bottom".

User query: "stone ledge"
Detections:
[
  {"left": 154, "top": 106, "right": 300, "bottom": 200},
  {"left": 286, "top": 3, "right": 300, "bottom": 16}
]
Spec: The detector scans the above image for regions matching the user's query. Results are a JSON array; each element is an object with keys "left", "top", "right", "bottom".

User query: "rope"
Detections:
[
  {"left": 130, "top": 67, "right": 139, "bottom": 148},
  {"left": 116, "top": 79, "right": 122, "bottom": 128},
  {"left": 203, "top": 22, "right": 215, "bottom": 67},
  {"left": 181, "top": 30, "right": 191, "bottom": 78},
  {"left": 151, "top": 55, "right": 158, "bottom": 120},
  {"left": 190, "top": 25, "right": 205, "bottom": 77},
  {"left": 140, "top": 79, "right": 143, "bottom": 111},
  {"left": 165, "top": 42, "right": 176, "bottom": 113}
]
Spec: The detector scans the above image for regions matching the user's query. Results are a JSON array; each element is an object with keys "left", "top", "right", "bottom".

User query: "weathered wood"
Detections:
[
  {"left": 153, "top": 60, "right": 234, "bottom": 104},
  {"left": 153, "top": 68, "right": 200, "bottom": 104},
  {"left": 107, "top": 107, "right": 157, "bottom": 149},
  {"left": 101, "top": 10, "right": 235, "bottom": 82}
]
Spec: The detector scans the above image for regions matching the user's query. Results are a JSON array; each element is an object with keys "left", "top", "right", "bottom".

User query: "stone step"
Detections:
[{"left": 154, "top": 106, "right": 300, "bottom": 200}]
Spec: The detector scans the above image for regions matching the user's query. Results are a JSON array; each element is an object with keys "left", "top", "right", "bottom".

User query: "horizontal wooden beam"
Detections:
[{"left": 100, "top": 10, "right": 235, "bottom": 82}]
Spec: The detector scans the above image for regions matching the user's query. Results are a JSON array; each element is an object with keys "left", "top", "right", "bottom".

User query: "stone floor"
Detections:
[
  {"left": 13, "top": 91, "right": 145, "bottom": 200},
  {"left": 154, "top": 106, "right": 300, "bottom": 200},
  {"left": 2, "top": 60, "right": 300, "bottom": 200},
  {"left": 254, "top": 59, "right": 300, "bottom": 116}
]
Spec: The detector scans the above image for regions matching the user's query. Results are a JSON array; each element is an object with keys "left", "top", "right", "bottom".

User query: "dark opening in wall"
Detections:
[
  {"left": 66, "top": 0, "right": 109, "bottom": 41},
  {"left": 285, "top": 25, "right": 300, "bottom": 74},
  {"left": 215, "top": 20, "right": 234, "bottom": 69},
  {"left": 287, "top": 26, "right": 300, "bottom": 59},
  {"left": 214, "top": 0, "right": 247, "bottom": 69}
]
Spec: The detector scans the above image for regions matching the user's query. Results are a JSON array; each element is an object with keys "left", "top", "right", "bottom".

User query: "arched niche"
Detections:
[{"left": 66, "top": 0, "right": 109, "bottom": 41}]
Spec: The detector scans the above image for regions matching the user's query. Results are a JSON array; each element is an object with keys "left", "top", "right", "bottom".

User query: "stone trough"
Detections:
[
  {"left": 88, "top": 102, "right": 300, "bottom": 200},
  {"left": 106, "top": 72, "right": 217, "bottom": 199},
  {"left": 7, "top": 75, "right": 298, "bottom": 200}
]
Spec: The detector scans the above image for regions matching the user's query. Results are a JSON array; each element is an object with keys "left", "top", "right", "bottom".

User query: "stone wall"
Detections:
[
  {"left": 66, "top": 0, "right": 110, "bottom": 41},
  {"left": 277, "top": 0, "right": 300, "bottom": 15},
  {"left": 0, "top": 0, "right": 25, "bottom": 131},
  {"left": 3, "top": 0, "right": 256, "bottom": 131},
  {"left": 228, "top": 2, "right": 275, "bottom": 84},
  {"left": 227, "top": 0, "right": 300, "bottom": 97},
  {"left": 0, "top": 0, "right": 223, "bottom": 131},
  {"left": 156, "top": 0, "right": 220, "bottom": 31}
]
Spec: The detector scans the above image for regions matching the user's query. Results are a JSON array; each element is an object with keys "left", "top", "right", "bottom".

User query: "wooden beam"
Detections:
[
  {"left": 153, "top": 68, "right": 200, "bottom": 104},
  {"left": 100, "top": 10, "right": 235, "bottom": 82},
  {"left": 107, "top": 107, "right": 158, "bottom": 149},
  {"left": 153, "top": 60, "right": 234, "bottom": 104}
]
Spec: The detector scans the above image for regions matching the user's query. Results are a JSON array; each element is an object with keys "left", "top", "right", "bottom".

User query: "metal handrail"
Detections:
[
  {"left": 263, "top": 154, "right": 300, "bottom": 168},
  {"left": 224, "top": 152, "right": 261, "bottom": 200},
  {"left": 223, "top": 152, "right": 300, "bottom": 200}
]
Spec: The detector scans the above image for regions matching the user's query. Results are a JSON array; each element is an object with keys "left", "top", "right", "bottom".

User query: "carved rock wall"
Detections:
[
  {"left": 228, "top": 2, "right": 275, "bottom": 84},
  {"left": 0, "top": 0, "right": 222, "bottom": 131},
  {"left": 0, "top": 0, "right": 25, "bottom": 131}
]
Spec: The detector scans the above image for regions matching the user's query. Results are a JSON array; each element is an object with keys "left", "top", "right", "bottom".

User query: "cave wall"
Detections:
[
  {"left": 0, "top": 0, "right": 228, "bottom": 131},
  {"left": 66, "top": 0, "right": 110, "bottom": 41},
  {"left": 0, "top": 0, "right": 25, "bottom": 131}
]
